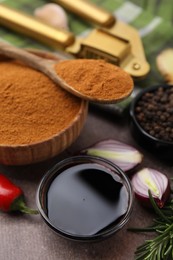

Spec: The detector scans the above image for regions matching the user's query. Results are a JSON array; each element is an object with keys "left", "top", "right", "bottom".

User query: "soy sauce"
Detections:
[{"left": 46, "top": 163, "right": 129, "bottom": 236}]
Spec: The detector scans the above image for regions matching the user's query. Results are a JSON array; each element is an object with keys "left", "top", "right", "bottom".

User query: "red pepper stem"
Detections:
[
  {"left": 18, "top": 200, "right": 39, "bottom": 215},
  {"left": 11, "top": 196, "right": 39, "bottom": 215}
]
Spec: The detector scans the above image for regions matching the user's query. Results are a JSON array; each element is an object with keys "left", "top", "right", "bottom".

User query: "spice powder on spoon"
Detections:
[
  {"left": 55, "top": 59, "right": 134, "bottom": 102},
  {"left": 0, "top": 60, "right": 82, "bottom": 145}
]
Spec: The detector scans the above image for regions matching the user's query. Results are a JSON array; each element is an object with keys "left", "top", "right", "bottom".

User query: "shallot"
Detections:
[
  {"left": 80, "top": 139, "right": 143, "bottom": 172},
  {"left": 131, "top": 168, "right": 170, "bottom": 208}
]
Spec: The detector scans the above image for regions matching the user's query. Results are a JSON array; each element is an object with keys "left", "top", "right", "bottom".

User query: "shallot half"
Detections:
[
  {"left": 131, "top": 168, "right": 171, "bottom": 208},
  {"left": 80, "top": 139, "right": 143, "bottom": 172}
]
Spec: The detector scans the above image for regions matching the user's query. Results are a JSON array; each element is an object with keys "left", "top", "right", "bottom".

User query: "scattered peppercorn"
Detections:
[{"left": 135, "top": 86, "right": 173, "bottom": 142}]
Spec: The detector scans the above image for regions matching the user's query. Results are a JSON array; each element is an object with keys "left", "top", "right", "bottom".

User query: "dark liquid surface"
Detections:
[{"left": 47, "top": 163, "right": 129, "bottom": 236}]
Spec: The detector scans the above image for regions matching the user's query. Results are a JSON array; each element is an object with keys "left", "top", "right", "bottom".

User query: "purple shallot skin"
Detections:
[
  {"left": 80, "top": 139, "right": 143, "bottom": 173},
  {"left": 131, "top": 168, "right": 171, "bottom": 208}
]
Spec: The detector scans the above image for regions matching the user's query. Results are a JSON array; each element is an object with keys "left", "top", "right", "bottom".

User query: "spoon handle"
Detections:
[
  {"left": 0, "top": 41, "right": 52, "bottom": 72},
  {"left": 0, "top": 41, "right": 77, "bottom": 98}
]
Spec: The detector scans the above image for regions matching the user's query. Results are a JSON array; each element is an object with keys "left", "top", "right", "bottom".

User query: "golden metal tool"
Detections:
[
  {"left": 53, "top": 0, "right": 116, "bottom": 28},
  {"left": 54, "top": 0, "right": 150, "bottom": 79},
  {"left": 0, "top": 3, "right": 149, "bottom": 79},
  {"left": 0, "top": 4, "right": 74, "bottom": 49}
]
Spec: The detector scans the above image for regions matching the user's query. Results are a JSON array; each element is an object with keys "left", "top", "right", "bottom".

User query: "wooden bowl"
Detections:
[{"left": 0, "top": 50, "right": 88, "bottom": 165}]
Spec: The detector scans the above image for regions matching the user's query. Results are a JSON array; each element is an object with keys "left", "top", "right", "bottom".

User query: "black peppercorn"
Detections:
[{"left": 135, "top": 86, "right": 173, "bottom": 142}]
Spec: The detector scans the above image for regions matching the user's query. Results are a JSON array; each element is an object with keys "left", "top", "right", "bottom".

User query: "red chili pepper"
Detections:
[{"left": 0, "top": 174, "right": 38, "bottom": 214}]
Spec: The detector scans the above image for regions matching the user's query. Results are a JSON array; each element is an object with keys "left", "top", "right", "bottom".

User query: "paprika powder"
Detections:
[{"left": 0, "top": 60, "right": 82, "bottom": 145}]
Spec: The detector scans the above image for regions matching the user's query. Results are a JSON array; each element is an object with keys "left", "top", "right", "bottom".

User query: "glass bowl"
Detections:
[
  {"left": 36, "top": 155, "right": 133, "bottom": 242},
  {"left": 130, "top": 84, "right": 173, "bottom": 160}
]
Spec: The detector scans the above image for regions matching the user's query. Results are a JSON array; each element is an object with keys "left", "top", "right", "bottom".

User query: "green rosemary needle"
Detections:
[{"left": 129, "top": 190, "right": 173, "bottom": 260}]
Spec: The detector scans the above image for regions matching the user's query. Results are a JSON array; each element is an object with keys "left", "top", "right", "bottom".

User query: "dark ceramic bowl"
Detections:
[
  {"left": 130, "top": 84, "right": 173, "bottom": 160},
  {"left": 36, "top": 156, "right": 133, "bottom": 242}
]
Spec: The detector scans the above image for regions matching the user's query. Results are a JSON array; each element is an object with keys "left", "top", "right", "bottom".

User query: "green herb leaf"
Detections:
[{"left": 129, "top": 187, "right": 173, "bottom": 259}]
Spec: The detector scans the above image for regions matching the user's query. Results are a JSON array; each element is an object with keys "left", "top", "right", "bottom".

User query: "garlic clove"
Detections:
[
  {"left": 34, "top": 3, "right": 69, "bottom": 30},
  {"left": 156, "top": 48, "right": 173, "bottom": 84},
  {"left": 79, "top": 139, "right": 143, "bottom": 172},
  {"left": 131, "top": 168, "right": 171, "bottom": 208}
]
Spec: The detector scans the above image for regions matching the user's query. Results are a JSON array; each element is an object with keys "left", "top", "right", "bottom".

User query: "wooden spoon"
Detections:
[{"left": 0, "top": 41, "right": 133, "bottom": 103}]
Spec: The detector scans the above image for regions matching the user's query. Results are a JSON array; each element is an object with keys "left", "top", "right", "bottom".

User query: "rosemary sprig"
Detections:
[{"left": 129, "top": 190, "right": 173, "bottom": 260}]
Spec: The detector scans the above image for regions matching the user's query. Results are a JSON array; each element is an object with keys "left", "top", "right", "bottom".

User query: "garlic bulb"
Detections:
[
  {"left": 156, "top": 48, "right": 173, "bottom": 84},
  {"left": 34, "top": 3, "right": 69, "bottom": 30}
]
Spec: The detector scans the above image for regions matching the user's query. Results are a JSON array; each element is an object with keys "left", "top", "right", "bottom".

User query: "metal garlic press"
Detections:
[{"left": 0, "top": 1, "right": 150, "bottom": 79}]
